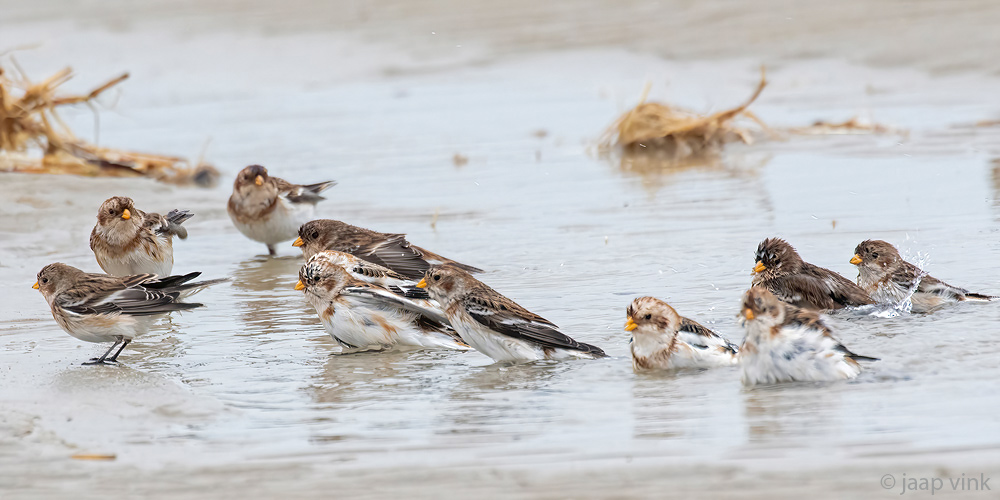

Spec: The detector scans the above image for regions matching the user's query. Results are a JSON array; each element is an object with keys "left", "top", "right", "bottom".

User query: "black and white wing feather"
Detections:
[
  {"left": 461, "top": 296, "right": 606, "bottom": 356},
  {"left": 678, "top": 318, "right": 738, "bottom": 355},
  {"left": 341, "top": 285, "right": 451, "bottom": 327}
]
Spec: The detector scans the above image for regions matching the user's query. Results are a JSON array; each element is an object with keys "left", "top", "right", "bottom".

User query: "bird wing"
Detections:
[
  {"left": 341, "top": 284, "right": 451, "bottom": 327},
  {"left": 766, "top": 274, "right": 842, "bottom": 309},
  {"left": 164, "top": 209, "right": 193, "bottom": 239},
  {"left": 353, "top": 234, "right": 432, "bottom": 280},
  {"left": 801, "top": 264, "right": 874, "bottom": 306},
  {"left": 341, "top": 258, "right": 432, "bottom": 299},
  {"left": 276, "top": 178, "right": 337, "bottom": 205},
  {"left": 899, "top": 261, "right": 982, "bottom": 300},
  {"left": 144, "top": 210, "right": 192, "bottom": 239},
  {"left": 57, "top": 275, "right": 201, "bottom": 317},
  {"left": 411, "top": 244, "right": 483, "bottom": 274},
  {"left": 461, "top": 295, "right": 605, "bottom": 356},
  {"left": 678, "top": 317, "right": 738, "bottom": 354}
]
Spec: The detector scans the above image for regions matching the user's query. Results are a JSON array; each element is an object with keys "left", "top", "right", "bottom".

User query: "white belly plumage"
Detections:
[
  {"left": 308, "top": 295, "right": 466, "bottom": 350},
  {"left": 739, "top": 323, "right": 860, "bottom": 386},
  {"left": 55, "top": 310, "right": 153, "bottom": 344},
  {"left": 630, "top": 335, "right": 737, "bottom": 371},
  {"left": 231, "top": 199, "right": 312, "bottom": 246},
  {"left": 450, "top": 315, "right": 593, "bottom": 363}
]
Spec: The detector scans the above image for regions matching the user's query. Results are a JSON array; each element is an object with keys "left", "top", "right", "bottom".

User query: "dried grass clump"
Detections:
[
  {"left": 600, "top": 68, "right": 770, "bottom": 161},
  {"left": 0, "top": 61, "right": 218, "bottom": 187}
]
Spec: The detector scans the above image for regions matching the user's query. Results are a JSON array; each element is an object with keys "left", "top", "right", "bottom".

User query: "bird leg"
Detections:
[
  {"left": 331, "top": 344, "right": 389, "bottom": 355},
  {"left": 106, "top": 338, "right": 132, "bottom": 362},
  {"left": 83, "top": 337, "right": 123, "bottom": 365},
  {"left": 267, "top": 244, "right": 277, "bottom": 257}
]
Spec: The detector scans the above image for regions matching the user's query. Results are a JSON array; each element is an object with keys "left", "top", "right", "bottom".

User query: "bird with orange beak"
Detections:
[
  {"left": 33, "top": 263, "right": 223, "bottom": 365},
  {"left": 851, "top": 239, "right": 996, "bottom": 312},
  {"left": 292, "top": 219, "right": 482, "bottom": 280},
  {"left": 227, "top": 165, "right": 336, "bottom": 256},
  {"left": 751, "top": 237, "right": 873, "bottom": 311},
  {"left": 90, "top": 196, "right": 193, "bottom": 276},
  {"left": 737, "top": 286, "right": 877, "bottom": 386},
  {"left": 294, "top": 251, "right": 468, "bottom": 351},
  {"left": 416, "top": 264, "right": 606, "bottom": 363},
  {"left": 625, "top": 296, "right": 737, "bottom": 371}
]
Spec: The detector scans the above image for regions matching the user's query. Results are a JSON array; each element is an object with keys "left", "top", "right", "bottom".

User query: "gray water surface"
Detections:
[{"left": 2, "top": 3, "right": 1000, "bottom": 498}]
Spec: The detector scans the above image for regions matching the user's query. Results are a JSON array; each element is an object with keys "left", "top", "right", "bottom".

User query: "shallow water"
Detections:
[{"left": 3, "top": 1, "right": 1000, "bottom": 498}]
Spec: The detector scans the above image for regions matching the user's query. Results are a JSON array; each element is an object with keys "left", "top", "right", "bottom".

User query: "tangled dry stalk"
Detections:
[
  {"left": 0, "top": 61, "right": 218, "bottom": 187},
  {"left": 600, "top": 67, "right": 771, "bottom": 161},
  {"left": 600, "top": 68, "right": 904, "bottom": 172}
]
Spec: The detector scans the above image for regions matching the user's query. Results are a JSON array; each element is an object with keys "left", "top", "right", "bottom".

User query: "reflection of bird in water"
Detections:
[
  {"left": 230, "top": 255, "right": 316, "bottom": 335},
  {"left": 125, "top": 317, "right": 185, "bottom": 367},
  {"left": 309, "top": 349, "right": 466, "bottom": 407},
  {"left": 742, "top": 385, "right": 841, "bottom": 443},
  {"left": 630, "top": 371, "right": 725, "bottom": 441},
  {"left": 230, "top": 255, "right": 303, "bottom": 293},
  {"left": 306, "top": 349, "right": 475, "bottom": 445},
  {"left": 440, "top": 362, "right": 574, "bottom": 438}
]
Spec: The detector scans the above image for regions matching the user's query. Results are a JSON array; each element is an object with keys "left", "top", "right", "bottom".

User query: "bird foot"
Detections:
[
  {"left": 330, "top": 345, "right": 388, "bottom": 356},
  {"left": 82, "top": 359, "right": 117, "bottom": 366}
]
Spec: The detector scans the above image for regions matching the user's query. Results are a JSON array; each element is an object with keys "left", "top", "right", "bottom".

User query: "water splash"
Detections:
[{"left": 853, "top": 250, "right": 931, "bottom": 317}]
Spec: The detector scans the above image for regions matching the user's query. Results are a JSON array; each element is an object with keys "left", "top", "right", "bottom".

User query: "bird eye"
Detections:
[
  {"left": 41, "top": 278, "right": 48, "bottom": 284},
  {"left": 311, "top": 231, "right": 319, "bottom": 239},
  {"left": 872, "top": 252, "right": 879, "bottom": 259},
  {"left": 108, "top": 209, "right": 114, "bottom": 215},
  {"left": 433, "top": 274, "right": 441, "bottom": 281},
  {"left": 644, "top": 313, "right": 651, "bottom": 320}
]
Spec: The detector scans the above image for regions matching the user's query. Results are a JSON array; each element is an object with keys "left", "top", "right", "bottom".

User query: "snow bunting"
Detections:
[
  {"left": 752, "top": 237, "right": 873, "bottom": 310},
  {"left": 89, "top": 196, "right": 193, "bottom": 277},
  {"left": 227, "top": 165, "right": 336, "bottom": 256},
  {"left": 852, "top": 239, "right": 996, "bottom": 313},
  {"left": 737, "top": 286, "right": 877, "bottom": 386},
  {"left": 293, "top": 219, "right": 482, "bottom": 280},
  {"left": 33, "top": 263, "right": 224, "bottom": 365},
  {"left": 416, "top": 265, "right": 606, "bottom": 362},
  {"left": 625, "top": 296, "right": 738, "bottom": 371},
  {"left": 295, "top": 251, "right": 468, "bottom": 351}
]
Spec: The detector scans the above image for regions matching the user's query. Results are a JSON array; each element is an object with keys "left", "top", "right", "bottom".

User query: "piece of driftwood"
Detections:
[{"left": 0, "top": 62, "right": 218, "bottom": 187}]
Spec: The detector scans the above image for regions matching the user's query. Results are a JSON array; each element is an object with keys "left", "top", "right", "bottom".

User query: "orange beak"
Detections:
[
  {"left": 294, "top": 280, "right": 305, "bottom": 291},
  {"left": 254, "top": 175, "right": 264, "bottom": 186},
  {"left": 743, "top": 308, "right": 755, "bottom": 320},
  {"left": 752, "top": 261, "right": 765, "bottom": 274},
  {"left": 850, "top": 254, "right": 863, "bottom": 265},
  {"left": 624, "top": 316, "right": 638, "bottom": 331},
  {"left": 416, "top": 279, "right": 428, "bottom": 289},
  {"left": 121, "top": 209, "right": 131, "bottom": 220},
  {"left": 292, "top": 237, "right": 304, "bottom": 247},
  {"left": 32, "top": 281, "right": 39, "bottom": 290}
]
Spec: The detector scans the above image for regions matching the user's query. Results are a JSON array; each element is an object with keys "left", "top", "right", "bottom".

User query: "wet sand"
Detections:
[{"left": 3, "top": 1, "right": 1000, "bottom": 498}]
